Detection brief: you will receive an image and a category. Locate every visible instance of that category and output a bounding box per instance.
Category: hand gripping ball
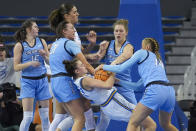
[94,69,110,81]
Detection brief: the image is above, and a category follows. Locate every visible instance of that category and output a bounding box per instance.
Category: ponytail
[144,38,162,62]
[48,8,64,32]
[48,3,74,32]
[14,28,27,42]
[14,19,35,42]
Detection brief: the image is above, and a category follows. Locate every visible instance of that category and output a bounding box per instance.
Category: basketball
[94,69,110,81]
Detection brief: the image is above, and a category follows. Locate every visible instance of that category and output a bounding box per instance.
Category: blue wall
[118,0,165,59]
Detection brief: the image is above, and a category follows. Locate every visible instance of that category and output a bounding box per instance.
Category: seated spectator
[0,41,21,86]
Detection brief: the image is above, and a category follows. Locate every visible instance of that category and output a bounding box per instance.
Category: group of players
[13,2,178,131]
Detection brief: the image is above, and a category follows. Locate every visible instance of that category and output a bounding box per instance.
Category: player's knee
[147,122,156,131]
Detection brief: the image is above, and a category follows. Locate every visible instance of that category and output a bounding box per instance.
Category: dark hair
[63,58,78,78]
[56,21,70,39]
[144,38,161,62]
[48,3,74,31]
[14,19,36,42]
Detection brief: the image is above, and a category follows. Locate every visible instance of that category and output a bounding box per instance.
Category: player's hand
[86,30,97,44]
[99,40,108,49]
[31,61,40,67]
[39,49,46,57]
[98,40,109,54]
[95,64,104,72]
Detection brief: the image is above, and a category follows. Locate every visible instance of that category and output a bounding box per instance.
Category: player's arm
[76,53,95,75]
[102,49,147,73]
[67,40,95,75]
[117,79,144,91]
[14,42,40,71]
[82,73,115,90]
[111,44,134,65]
[82,30,96,54]
[40,38,50,64]
[85,41,109,61]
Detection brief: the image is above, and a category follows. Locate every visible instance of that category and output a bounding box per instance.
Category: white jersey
[45,62,51,75]
[74,28,82,48]
[74,76,136,122]
[75,76,114,105]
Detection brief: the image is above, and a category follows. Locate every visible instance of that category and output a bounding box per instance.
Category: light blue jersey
[49,38,81,75]
[21,37,46,77]
[104,40,132,82]
[103,49,168,86]
[49,38,82,102]
[103,49,175,112]
[20,37,51,100]
[104,40,137,104]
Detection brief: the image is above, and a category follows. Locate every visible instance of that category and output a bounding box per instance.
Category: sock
[19,111,33,131]
[39,108,50,131]
[96,110,110,131]
[84,108,96,130]
[49,114,68,131]
[57,116,74,130]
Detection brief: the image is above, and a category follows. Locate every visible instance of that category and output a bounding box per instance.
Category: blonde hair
[113,19,129,32]
[143,38,161,62]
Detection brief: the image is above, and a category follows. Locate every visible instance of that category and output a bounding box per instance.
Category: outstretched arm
[82,73,115,90]
[102,49,147,73]
[117,79,144,91]
[76,53,95,75]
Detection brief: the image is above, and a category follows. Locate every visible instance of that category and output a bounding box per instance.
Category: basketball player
[13,19,52,131]
[49,21,96,131]
[48,3,102,131]
[96,38,178,131]
[85,19,138,130]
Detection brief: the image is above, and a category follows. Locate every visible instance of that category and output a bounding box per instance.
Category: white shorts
[101,92,136,122]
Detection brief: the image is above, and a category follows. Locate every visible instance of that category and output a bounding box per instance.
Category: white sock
[84,108,96,130]
[49,114,68,131]
[96,110,110,131]
[57,116,74,130]
[19,111,33,131]
[39,108,50,131]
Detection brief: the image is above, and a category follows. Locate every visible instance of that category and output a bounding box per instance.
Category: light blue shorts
[140,84,175,112]
[20,77,52,100]
[51,76,81,103]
